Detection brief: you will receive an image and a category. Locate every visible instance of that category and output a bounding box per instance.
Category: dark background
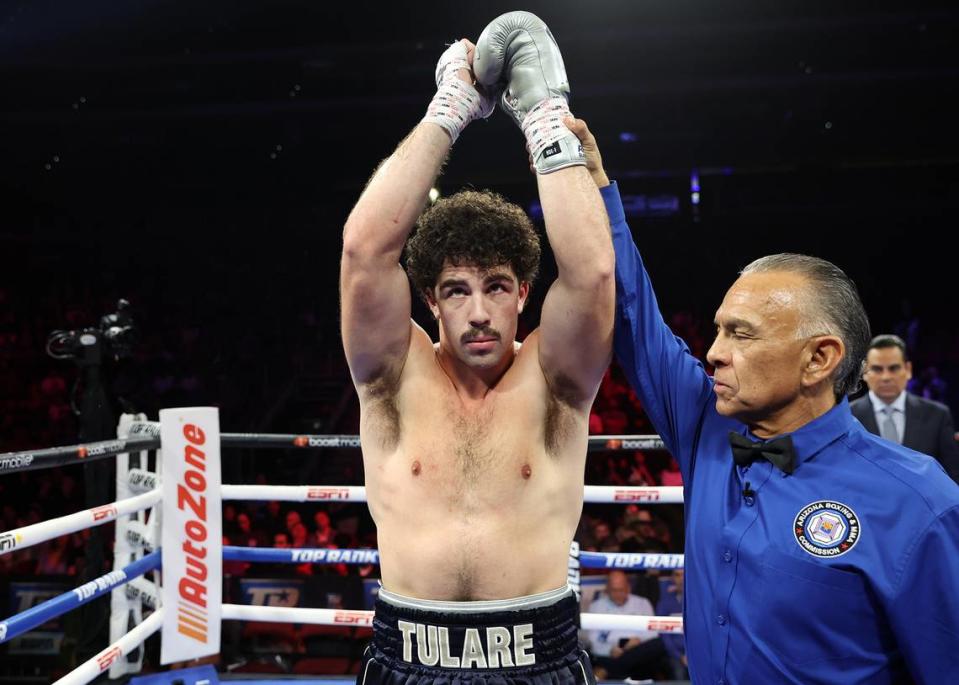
[4,3,958,427]
[2,0,958,470]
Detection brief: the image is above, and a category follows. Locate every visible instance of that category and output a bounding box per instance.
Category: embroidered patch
[793,500,861,558]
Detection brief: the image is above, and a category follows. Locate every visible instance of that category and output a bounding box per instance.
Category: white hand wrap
[521,98,584,173]
[422,41,494,144]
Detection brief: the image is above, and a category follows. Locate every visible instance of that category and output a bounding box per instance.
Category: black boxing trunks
[358,585,595,685]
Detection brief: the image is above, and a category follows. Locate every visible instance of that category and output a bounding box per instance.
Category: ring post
[159,407,222,664]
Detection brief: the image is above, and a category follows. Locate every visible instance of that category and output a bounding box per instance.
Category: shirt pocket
[754,547,880,664]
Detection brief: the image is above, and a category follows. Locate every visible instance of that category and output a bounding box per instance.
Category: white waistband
[377,584,573,614]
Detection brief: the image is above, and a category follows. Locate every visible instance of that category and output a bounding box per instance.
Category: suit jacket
[851,392,959,482]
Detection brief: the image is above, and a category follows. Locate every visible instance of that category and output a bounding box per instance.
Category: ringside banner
[160,407,222,664]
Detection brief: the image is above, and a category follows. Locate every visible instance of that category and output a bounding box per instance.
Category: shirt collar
[868,389,906,414]
[735,396,856,473]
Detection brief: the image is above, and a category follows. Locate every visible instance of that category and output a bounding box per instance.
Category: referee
[566,118,959,684]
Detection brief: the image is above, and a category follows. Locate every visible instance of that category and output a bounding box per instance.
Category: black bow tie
[728,432,797,475]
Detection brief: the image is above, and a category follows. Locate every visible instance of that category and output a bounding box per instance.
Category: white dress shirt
[869,390,907,443]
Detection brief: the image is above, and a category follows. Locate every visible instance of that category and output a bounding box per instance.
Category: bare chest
[401,393,540,486]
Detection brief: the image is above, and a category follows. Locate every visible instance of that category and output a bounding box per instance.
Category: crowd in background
[2,282,958,679]
[2,284,956,578]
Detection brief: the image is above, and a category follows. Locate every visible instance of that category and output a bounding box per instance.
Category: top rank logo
[794,500,861,558]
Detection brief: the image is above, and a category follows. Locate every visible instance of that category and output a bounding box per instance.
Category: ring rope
[52,608,163,685]
[222,546,684,571]
[0,430,666,476]
[219,604,682,635]
[0,550,161,644]
[0,489,161,557]
[2,410,678,682]
[218,484,683,504]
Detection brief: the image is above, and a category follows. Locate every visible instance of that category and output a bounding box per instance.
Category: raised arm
[341,40,491,387]
[474,12,614,407]
[536,163,614,406]
[567,117,715,481]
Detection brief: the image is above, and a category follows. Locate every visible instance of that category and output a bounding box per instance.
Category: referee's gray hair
[740,253,871,399]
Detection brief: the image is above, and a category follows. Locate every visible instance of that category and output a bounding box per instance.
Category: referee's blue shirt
[603,181,959,684]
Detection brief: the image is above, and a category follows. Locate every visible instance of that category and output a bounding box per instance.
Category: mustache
[461,326,501,345]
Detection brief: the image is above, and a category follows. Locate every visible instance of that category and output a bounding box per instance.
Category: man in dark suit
[851,334,959,482]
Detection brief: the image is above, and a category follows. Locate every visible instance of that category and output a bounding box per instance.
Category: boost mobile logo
[307,436,360,448]
[0,455,33,471]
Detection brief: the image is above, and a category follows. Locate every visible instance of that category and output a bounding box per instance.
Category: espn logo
[91,504,119,522]
[96,646,123,672]
[646,619,682,633]
[307,487,351,500]
[333,610,373,625]
[613,489,662,502]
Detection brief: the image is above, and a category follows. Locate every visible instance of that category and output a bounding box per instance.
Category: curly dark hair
[405,190,541,296]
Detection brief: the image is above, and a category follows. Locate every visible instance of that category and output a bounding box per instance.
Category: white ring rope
[219,484,683,504]
[2,413,681,683]
[220,604,682,634]
[0,489,161,557]
[53,608,163,685]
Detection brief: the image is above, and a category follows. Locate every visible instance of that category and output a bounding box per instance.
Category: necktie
[880,406,900,444]
[728,432,797,475]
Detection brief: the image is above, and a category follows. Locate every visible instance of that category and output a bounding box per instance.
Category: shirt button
[744,496,755,507]
[717,614,727,625]
[722,550,733,563]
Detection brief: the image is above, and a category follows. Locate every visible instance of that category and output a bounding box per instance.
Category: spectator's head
[599,536,620,553]
[314,511,331,530]
[593,520,611,541]
[666,569,685,599]
[285,510,302,532]
[292,522,308,547]
[862,334,912,403]
[273,532,290,548]
[605,571,632,607]
[237,512,252,534]
[266,500,281,518]
[223,503,236,524]
[636,508,654,535]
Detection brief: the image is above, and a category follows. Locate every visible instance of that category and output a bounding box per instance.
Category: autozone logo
[613,489,662,502]
[91,504,118,522]
[307,487,351,500]
[647,619,682,633]
[176,422,211,644]
[96,646,123,671]
[333,611,373,625]
[0,455,33,471]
